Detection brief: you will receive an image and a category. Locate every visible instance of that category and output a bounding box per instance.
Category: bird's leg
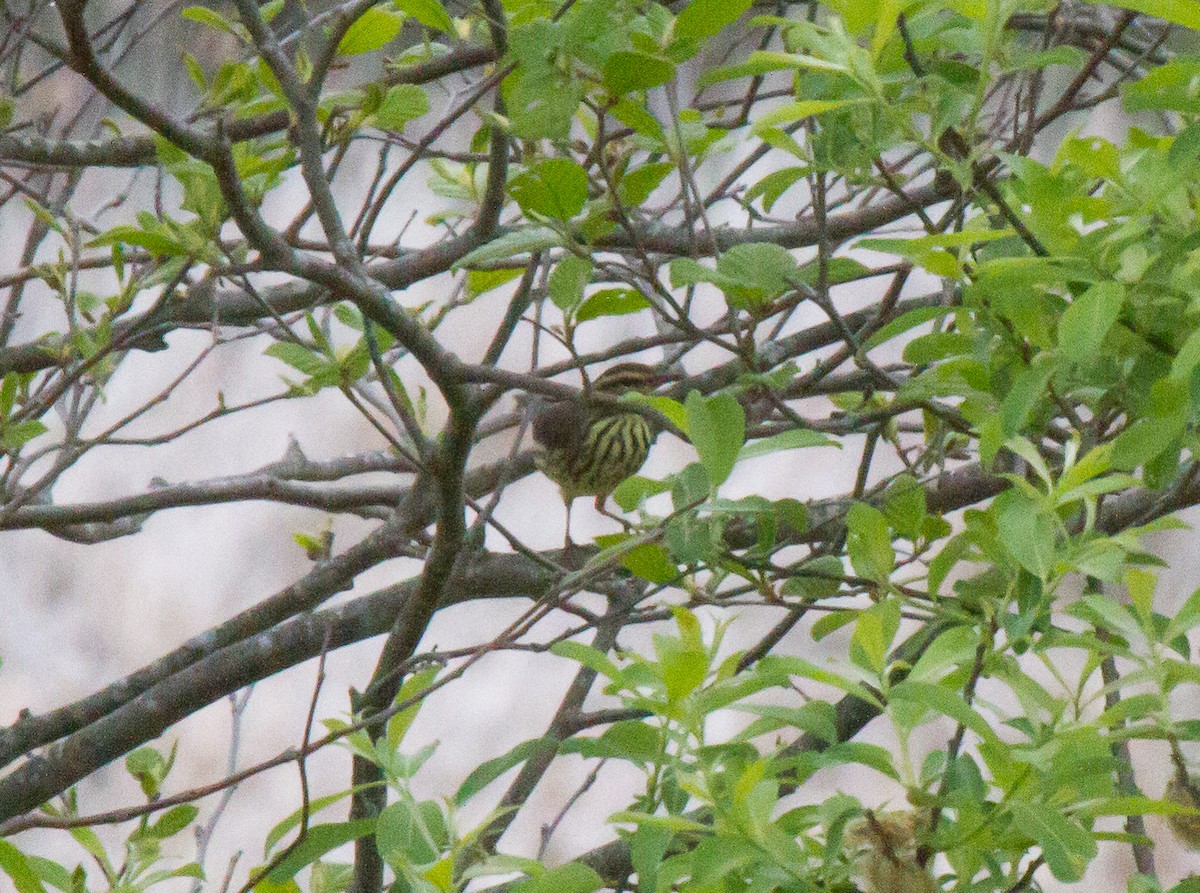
[594,494,632,530]
[563,494,576,552]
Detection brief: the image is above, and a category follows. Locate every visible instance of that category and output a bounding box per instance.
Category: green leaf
[125,746,171,798]
[908,626,978,683]
[576,288,651,322]
[883,473,926,540]
[181,51,205,90]
[565,720,662,763]
[1086,0,1200,31]
[655,616,709,702]
[745,166,808,212]
[1096,694,1162,729]
[374,84,429,130]
[1073,594,1142,643]
[1007,801,1095,882]
[251,875,300,893]
[182,6,245,38]
[513,863,603,893]
[1056,442,1113,495]
[851,598,899,673]
[609,99,665,142]
[775,497,808,536]
[1125,567,1156,626]
[764,655,883,707]
[688,837,758,886]
[668,257,714,288]
[509,159,589,220]
[860,230,1014,255]
[698,56,793,86]
[454,738,557,805]
[685,391,745,488]
[24,198,64,234]
[88,225,186,257]
[467,267,524,297]
[1058,282,1123,363]
[0,373,18,420]
[621,542,678,583]
[1005,45,1088,72]
[846,502,894,581]
[264,786,378,855]
[1,419,46,451]
[548,255,592,312]
[996,496,1056,579]
[628,826,672,893]
[739,428,837,460]
[793,257,873,290]
[266,821,376,882]
[782,555,845,601]
[393,0,455,33]
[453,227,562,268]
[67,826,110,868]
[340,343,370,384]
[504,51,583,139]
[603,52,676,95]
[1124,58,1200,113]
[1112,416,1186,471]
[1166,587,1200,643]
[1166,876,1200,893]
[737,700,839,744]
[0,840,49,893]
[715,242,798,310]
[376,799,446,866]
[22,857,69,893]
[752,99,862,131]
[550,640,624,682]
[619,162,674,206]
[675,0,752,38]
[817,741,900,780]
[337,6,404,55]
[1172,327,1200,381]
[889,680,1000,746]
[628,394,687,434]
[387,666,440,748]
[1080,794,1192,820]
[902,331,973,364]
[613,474,671,511]
[862,305,955,350]
[146,805,199,839]
[266,342,330,378]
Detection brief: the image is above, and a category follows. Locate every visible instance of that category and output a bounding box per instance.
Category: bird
[1166,770,1200,848]
[532,362,666,550]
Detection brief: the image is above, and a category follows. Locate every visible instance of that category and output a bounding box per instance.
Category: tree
[0,0,1198,891]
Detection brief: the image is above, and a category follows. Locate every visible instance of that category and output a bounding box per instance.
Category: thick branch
[0,551,555,825]
[0,46,498,169]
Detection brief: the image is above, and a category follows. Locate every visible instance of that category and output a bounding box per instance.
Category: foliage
[1,1,1200,892]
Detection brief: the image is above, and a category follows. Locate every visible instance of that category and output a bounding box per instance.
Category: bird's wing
[532,401,584,452]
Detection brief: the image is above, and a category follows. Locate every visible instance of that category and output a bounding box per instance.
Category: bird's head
[591,363,667,395]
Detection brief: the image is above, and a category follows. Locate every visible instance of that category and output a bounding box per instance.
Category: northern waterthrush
[532,362,665,549]
[1166,771,1200,848]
